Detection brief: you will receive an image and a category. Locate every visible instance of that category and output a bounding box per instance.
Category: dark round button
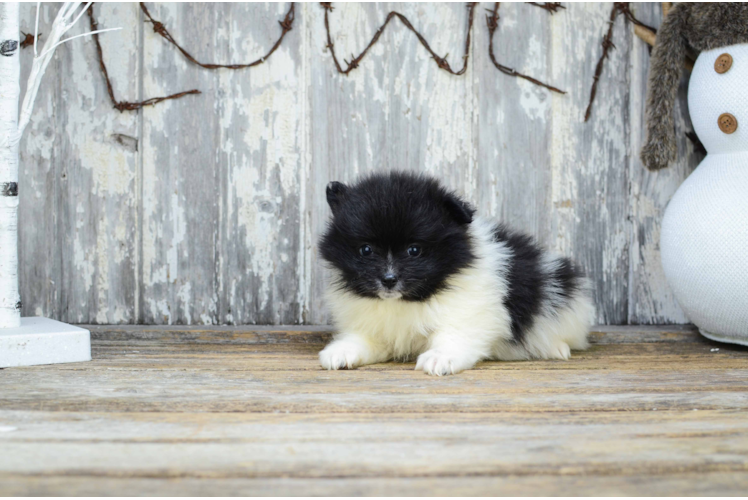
[718,113,738,134]
[715,53,733,74]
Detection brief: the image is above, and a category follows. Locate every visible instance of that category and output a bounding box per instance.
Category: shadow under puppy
[319,172,594,375]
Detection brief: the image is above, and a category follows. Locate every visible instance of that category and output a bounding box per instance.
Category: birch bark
[0,2,21,328]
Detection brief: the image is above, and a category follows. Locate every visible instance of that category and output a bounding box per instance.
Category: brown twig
[661,2,672,18]
[139,2,296,70]
[617,3,654,30]
[634,24,656,46]
[88,5,199,111]
[486,3,565,94]
[633,23,694,71]
[19,32,41,49]
[321,2,476,76]
[527,2,565,13]
[584,3,666,121]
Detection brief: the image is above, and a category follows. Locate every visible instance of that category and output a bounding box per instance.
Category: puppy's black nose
[381,274,398,289]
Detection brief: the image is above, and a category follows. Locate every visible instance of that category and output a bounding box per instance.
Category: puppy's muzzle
[381,273,398,289]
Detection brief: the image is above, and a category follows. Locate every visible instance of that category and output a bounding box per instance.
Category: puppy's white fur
[320,218,594,375]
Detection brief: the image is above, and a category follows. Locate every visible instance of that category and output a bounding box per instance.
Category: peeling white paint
[168,191,185,284]
[15,2,691,326]
[518,36,550,122]
[147,298,171,325]
[176,280,191,324]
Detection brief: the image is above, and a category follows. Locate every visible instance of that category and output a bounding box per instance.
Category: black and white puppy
[319,171,593,376]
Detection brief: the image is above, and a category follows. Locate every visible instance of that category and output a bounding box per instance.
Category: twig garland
[86,2,296,112]
[37,1,684,124]
[87,5,199,112]
[527,3,565,14]
[320,2,476,76]
[139,2,296,70]
[321,1,564,94]
[38,2,572,113]
[486,3,565,94]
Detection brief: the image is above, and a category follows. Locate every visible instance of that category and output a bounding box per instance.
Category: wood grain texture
[1,325,748,495]
[60,3,141,325]
[18,4,62,321]
[306,2,398,324]
[3,412,748,476]
[140,3,222,325]
[3,474,748,497]
[16,3,699,325]
[627,3,697,324]
[214,3,305,325]
[18,3,142,324]
[548,3,631,324]
[475,2,553,244]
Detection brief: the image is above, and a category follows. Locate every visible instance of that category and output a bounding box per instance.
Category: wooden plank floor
[2,325,748,496]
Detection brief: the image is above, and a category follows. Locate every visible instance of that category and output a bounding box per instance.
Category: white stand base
[0,317,91,368]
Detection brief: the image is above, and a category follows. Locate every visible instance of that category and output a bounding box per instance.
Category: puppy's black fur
[320,171,475,301]
[493,225,582,342]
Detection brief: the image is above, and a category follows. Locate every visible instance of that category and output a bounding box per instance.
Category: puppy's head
[319,171,475,301]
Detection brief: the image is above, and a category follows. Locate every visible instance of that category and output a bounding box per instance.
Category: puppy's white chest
[366,299,434,338]
[329,292,436,356]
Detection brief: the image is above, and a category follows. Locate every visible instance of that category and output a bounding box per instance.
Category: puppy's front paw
[550,341,571,360]
[319,341,364,370]
[416,349,475,376]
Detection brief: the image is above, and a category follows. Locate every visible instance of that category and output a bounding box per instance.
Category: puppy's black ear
[444,193,475,225]
[326,181,348,215]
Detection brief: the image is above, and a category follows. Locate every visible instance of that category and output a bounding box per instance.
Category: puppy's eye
[407,245,422,257]
[359,244,373,256]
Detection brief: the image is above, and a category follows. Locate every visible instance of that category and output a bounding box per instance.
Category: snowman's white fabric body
[661,43,748,345]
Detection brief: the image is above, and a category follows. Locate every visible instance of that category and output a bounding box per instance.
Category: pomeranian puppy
[318,171,594,376]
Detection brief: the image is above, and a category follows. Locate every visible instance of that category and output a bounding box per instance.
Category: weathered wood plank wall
[16,3,699,325]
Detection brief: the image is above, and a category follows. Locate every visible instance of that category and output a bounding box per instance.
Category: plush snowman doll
[641,3,748,345]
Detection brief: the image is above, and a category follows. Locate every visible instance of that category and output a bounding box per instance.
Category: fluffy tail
[640,3,689,171]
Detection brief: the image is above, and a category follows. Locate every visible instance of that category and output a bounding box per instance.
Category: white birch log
[0,2,21,328]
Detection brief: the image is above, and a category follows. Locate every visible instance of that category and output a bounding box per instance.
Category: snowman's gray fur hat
[641,3,748,171]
